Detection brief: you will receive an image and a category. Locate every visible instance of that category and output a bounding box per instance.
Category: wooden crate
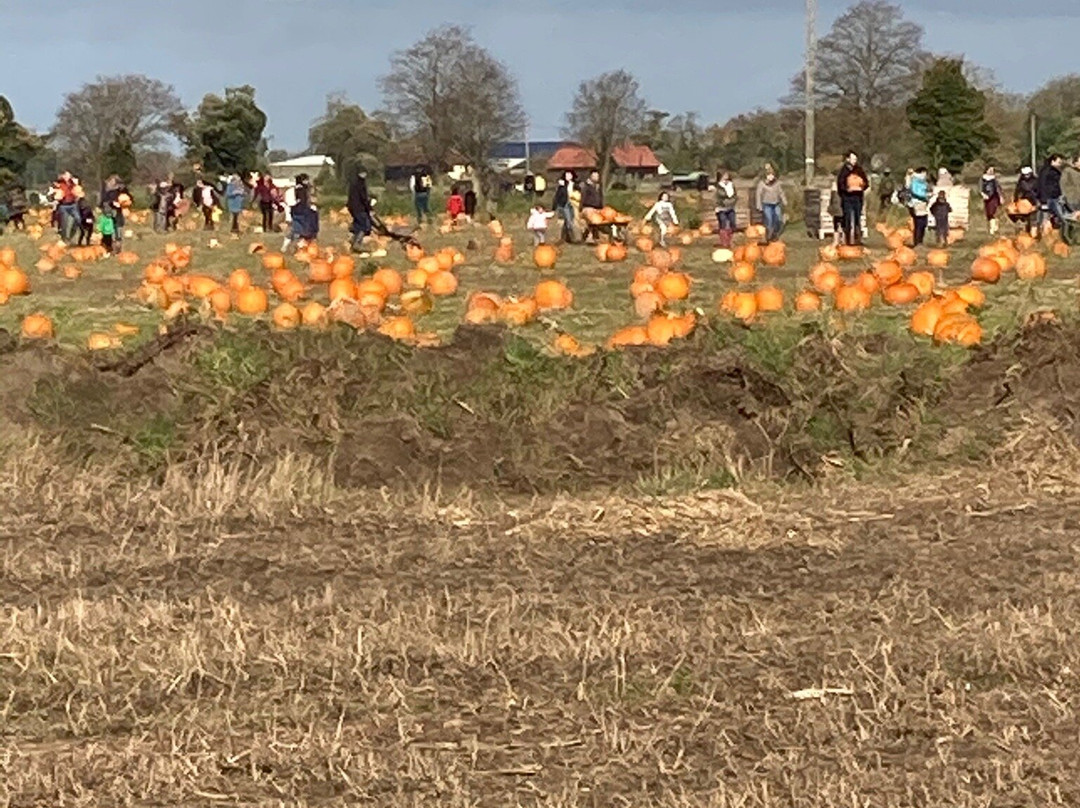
[934,185,970,229]
[804,188,867,240]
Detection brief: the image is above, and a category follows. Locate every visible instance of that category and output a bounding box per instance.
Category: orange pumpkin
[1,267,30,296]
[907,271,935,298]
[761,241,786,266]
[910,299,943,337]
[328,277,357,302]
[372,268,403,296]
[855,271,880,296]
[810,263,842,294]
[331,255,355,278]
[533,244,558,269]
[882,282,920,306]
[405,267,429,289]
[835,285,872,312]
[534,280,573,310]
[379,316,416,341]
[1015,252,1046,280]
[301,301,327,327]
[927,249,950,268]
[795,290,822,312]
[262,252,286,271]
[0,246,15,268]
[272,302,301,330]
[608,325,650,349]
[648,248,673,271]
[837,244,865,260]
[499,297,539,326]
[953,284,986,309]
[209,288,232,317]
[308,259,334,284]
[235,286,269,314]
[873,259,903,287]
[656,272,691,301]
[646,314,679,346]
[755,285,784,312]
[427,271,459,297]
[730,261,756,284]
[229,269,253,292]
[970,257,1001,284]
[635,237,654,253]
[634,291,665,318]
[20,313,54,339]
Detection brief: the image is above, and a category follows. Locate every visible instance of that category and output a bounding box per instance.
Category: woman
[908,167,931,246]
[347,167,372,250]
[714,171,737,248]
[193,179,219,231]
[100,175,131,253]
[225,174,247,236]
[979,166,1003,235]
[283,174,318,252]
[755,169,787,243]
[552,171,576,243]
[252,173,276,232]
[1014,166,1040,236]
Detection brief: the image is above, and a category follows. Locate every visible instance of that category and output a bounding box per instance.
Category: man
[580,170,604,242]
[878,169,895,213]
[836,151,869,246]
[552,171,576,244]
[347,166,373,251]
[409,165,433,226]
[54,171,80,243]
[1037,153,1065,236]
[1061,154,1080,213]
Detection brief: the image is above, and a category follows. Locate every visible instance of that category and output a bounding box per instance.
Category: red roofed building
[546,143,662,180]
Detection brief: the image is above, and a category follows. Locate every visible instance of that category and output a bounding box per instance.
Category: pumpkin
[554,333,596,358]
[427,271,459,296]
[648,249,673,271]
[810,263,842,294]
[113,322,140,337]
[629,280,655,298]
[970,257,1002,284]
[907,271,935,298]
[926,249,949,268]
[910,299,943,337]
[636,237,655,253]
[656,272,691,301]
[891,246,917,267]
[634,291,665,318]
[634,265,663,286]
[1053,241,1070,258]
[405,243,425,263]
[646,313,679,346]
[435,249,455,272]
[882,282,919,306]
[711,248,734,264]
[607,243,628,262]
[416,256,441,276]
[535,280,573,310]
[160,276,185,301]
[744,224,766,243]
[116,251,140,266]
[379,316,416,341]
[308,259,334,284]
[229,269,253,292]
[272,302,301,330]
[400,289,433,316]
[1015,252,1046,280]
[533,244,558,269]
[761,242,786,266]
[0,246,15,267]
[20,313,54,339]
[499,297,539,326]
[755,285,784,312]
[406,267,429,289]
[855,271,880,296]
[372,268,403,296]
[186,275,220,299]
[934,313,981,346]
[608,325,650,348]
[730,261,756,284]
[795,290,822,312]
[818,244,839,262]
[235,286,269,315]
[209,288,231,317]
[953,284,985,308]
[277,279,306,303]
[837,244,865,260]
[1015,232,1036,250]
[1,267,30,295]
[835,285,872,312]
[87,333,119,351]
[741,243,762,264]
[328,277,357,301]
[62,265,82,280]
[35,258,55,273]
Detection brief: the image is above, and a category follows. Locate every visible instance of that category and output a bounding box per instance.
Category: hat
[1021,166,1033,175]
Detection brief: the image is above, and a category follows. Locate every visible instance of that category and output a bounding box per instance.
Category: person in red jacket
[446,185,465,223]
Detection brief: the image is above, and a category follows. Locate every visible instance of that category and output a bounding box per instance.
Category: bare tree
[564,70,648,186]
[51,75,183,187]
[786,1,928,156]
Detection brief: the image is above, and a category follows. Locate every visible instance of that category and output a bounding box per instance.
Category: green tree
[101,129,137,181]
[309,94,391,180]
[907,58,996,173]
[1027,74,1080,159]
[178,85,267,175]
[564,70,648,186]
[0,95,43,188]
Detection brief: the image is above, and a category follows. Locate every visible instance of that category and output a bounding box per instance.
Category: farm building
[546,143,665,181]
[489,141,563,173]
[383,145,468,184]
[268,155,335,181]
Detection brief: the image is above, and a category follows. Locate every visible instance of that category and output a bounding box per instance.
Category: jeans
[558,204,575,242]
[761,203,782,242]
[260,201,275,232]
[716,209,736,246]
[58,203,78,242]
[414,192,431,223]
[912,214,928,246]
[1040,197,1067,233]
[840,195,863,244]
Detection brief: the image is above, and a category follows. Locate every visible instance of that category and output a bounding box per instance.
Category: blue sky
[1,0,1078,152]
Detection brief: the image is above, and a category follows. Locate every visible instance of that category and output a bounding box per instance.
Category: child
[77,196,96,246]
[97,209,116,254]
[643,191,679,247]
[446,185,465,223]
[527,204,555,245]
[930,190,951,246]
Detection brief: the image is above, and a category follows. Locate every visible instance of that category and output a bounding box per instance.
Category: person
[463,183,477,222]
[878,169,896,212]
[828,189,844,247]
[979,166,1003,235]
[347,167,373,251]
[1037,154,1066,236]
[152,181,171,232]
[167,177,185,230]
[1062,154,1080,214]
[755,169,787,243]
[930,191,952,247]
[5,185,28,230]
[552,171,576,243]
[225,174,247,236]
[714,171,737,248]
[836,151,869,245]
[534,173,547,198]
[97,206,116,254]
[409,165,433,225]
[909,167,931,246]
[54,171,80,243]
[283,174,318,252]
[193,179,219,231]
[935,167,954,190]
[527,203,555,245]
[643,191,679,247]
[252,173,276,233]
[100,175,130,253]
[446,184,465,223]
[580,170,604,242]
[1014,166,1040,236]
[76,192,95,246]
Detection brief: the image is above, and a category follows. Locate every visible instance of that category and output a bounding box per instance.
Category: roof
[385,144,468,169]
[269,155,335,169]
[490,141,564,160]
[546,143,662,171]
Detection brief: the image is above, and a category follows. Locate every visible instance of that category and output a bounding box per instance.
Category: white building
[268,155,335,182]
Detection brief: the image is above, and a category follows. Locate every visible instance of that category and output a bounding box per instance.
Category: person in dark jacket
[1037,154,1065,236]
[100,175,130,252]
[979,166,1003,235]
[1013,166,1040,236]
[878,169,896,212]
[409,165,433,225]
[347,167,373,250]
[252,173,277,233]
[836,150,869,245]
[193,179,220,231]
[579,170,606,243]
[552,171,576,243]
[462,183,477,222]
[76,193,95,246]
[714,171,737,248]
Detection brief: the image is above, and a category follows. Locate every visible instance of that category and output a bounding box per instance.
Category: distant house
[489,141,563,173]
[545,143,663,180]
[268,154,335,181]
[384,145,468,184]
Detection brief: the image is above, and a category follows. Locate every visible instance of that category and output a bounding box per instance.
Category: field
[2,197,1080,805]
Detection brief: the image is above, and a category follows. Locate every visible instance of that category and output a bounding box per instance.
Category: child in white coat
[643,192,679,247]
[527,204,555,245]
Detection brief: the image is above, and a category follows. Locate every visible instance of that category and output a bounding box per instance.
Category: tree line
[2,1,1079,196]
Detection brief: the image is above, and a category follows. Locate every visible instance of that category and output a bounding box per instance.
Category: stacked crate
[804,188,867,240]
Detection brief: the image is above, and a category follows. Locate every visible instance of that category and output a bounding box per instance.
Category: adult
[979,166,1004,235]
[908,167,931,247]
[409,164,433,225]
[552,171,576,244]
[878,169,896,213]
[252,173,277,233]
[167,176,185,230]
[1062,154,1080,214]
[1014,166,1040,236]
[935,167,955,190]
[755,168,787,244]
[836,150,869,246]
[225,174,247,236]
[283,174,318,252]
[1037,154,1066,236]
[152,181,171,232]
[100,175,131,252]
[462,183,477,223]
[580,170,605,242]
[54,171,80,243]
[6,184,28,230]
[347,166,373,251]
[714,171,737,248]
[193,179,219,231]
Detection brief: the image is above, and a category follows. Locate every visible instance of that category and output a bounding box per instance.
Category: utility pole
[1030,113,1037,169]
[804,0,817,187]
[524,118,531,176]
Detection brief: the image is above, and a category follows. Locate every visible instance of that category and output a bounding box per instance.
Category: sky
[1,0,1079,153]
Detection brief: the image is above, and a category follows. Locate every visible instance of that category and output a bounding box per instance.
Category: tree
[380,26,524,196]
[564,70,648,186]
[51,75,182,186]
[1027,74,1080,159]
[101,129,137,181]
[178,85,267,176]
[786,1,928,156]
[0,96,42,188]
[907,58,996,173]
[309,94,391,180]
